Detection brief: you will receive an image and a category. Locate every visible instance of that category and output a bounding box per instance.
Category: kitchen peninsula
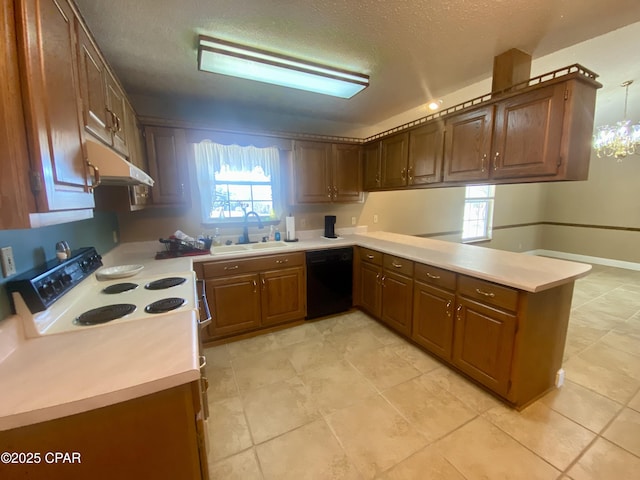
[0,231,589,476]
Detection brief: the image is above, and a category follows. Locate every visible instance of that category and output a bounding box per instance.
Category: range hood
[86,140,155,187]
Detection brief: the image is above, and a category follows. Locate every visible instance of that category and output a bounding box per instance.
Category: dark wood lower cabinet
[452,297,517,396]
[381,270,413,337]
[412,281,455,361]
[0,383,208,479]
[195,252,306,343]
[358,261,382,318]
[355,246,575,409]
[204,273,261,338]
[260,267,306,327]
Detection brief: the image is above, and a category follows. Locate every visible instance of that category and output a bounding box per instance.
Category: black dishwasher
[305,247,353,319]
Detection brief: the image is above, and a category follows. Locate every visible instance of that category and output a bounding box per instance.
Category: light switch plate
[1,246,17,277]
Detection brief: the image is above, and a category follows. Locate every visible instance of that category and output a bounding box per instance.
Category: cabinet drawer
[414,263,456,291]
[202,252,304,278]
[383,254,414,277]
[359,247,382,265]
[458,276,518,311]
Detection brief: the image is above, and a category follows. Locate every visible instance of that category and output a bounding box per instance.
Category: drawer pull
[224,265,239,270]
[426,272,441,280]
[391,262,403,268]
[275,259,289,264]
[475,288,496,298]
[366,254,375,260]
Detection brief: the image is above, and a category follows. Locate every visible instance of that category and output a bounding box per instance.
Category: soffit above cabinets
[73,0,640,134]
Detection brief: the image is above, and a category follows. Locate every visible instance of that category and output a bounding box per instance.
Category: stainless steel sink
[211,241,291,255]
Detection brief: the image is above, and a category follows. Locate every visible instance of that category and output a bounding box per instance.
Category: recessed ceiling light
[427,100,443,111]
[197,35,369,99]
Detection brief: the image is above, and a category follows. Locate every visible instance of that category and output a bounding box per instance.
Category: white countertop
[191,230,591,293]
[0,311,199,431]
[0,246,200,432]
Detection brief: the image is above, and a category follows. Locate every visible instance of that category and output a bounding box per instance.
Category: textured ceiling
[73,0,640,134]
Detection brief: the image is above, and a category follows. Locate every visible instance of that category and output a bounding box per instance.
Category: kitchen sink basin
[249,241,291,250]
[211,241,291,255]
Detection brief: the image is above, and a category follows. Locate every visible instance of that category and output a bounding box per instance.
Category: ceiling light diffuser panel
[197,36,369,99]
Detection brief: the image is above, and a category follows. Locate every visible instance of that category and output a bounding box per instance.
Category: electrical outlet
[113,230,119,243]
[1,246,17,277]
[373,214,379,224]
[351,216,356,226]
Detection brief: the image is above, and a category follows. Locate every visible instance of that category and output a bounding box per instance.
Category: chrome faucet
[240,211,263,244]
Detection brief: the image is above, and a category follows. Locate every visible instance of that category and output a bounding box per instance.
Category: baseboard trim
[524,249,640,271]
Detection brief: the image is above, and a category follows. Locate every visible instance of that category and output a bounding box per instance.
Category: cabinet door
[380,132,409,188]
[332,143,363,202]
[362,141,381,190]
[359,262,382,318]
[412,281,455,360]
[381,270,413,336]
[0,0,33,229]
[408,122,444,185]
[452,297,516,396]
[76,22,111,146]
[491,83,566,179]
[146,126,190,206]
[292,140,332,203]
[17,0,94,211]
[260,266,306,326]
[105,72,129,156]
[443,106,493,182]
[205,273,261,337]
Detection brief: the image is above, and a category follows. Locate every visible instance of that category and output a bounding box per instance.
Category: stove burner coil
[102,282,138,294]
[74,304,137,325]
[144,277,187,290]
[144,297,186,314]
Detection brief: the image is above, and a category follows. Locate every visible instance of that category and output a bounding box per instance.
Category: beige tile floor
[204,264,640,479]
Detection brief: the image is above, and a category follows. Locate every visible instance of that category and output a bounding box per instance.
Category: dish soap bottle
[212,228,222,247]
[274,228,281,241]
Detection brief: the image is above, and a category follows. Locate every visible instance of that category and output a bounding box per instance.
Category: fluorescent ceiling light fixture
[197,35,369,99]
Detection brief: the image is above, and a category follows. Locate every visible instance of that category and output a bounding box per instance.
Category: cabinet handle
[381,275,386,287]
[400,168,406,181]
[475,288,496,298]
[333,186,338,198]
[86,160,101,192]
[115,114,122,132]
[252,279,257,293]
[446,300,452,317]
[199,355,207,369]
[366,254,375,260]
[197,279,212,328]
[275,258,289,264]
[456,304,463,320]
[223,265,239,270]
[201,375,209,392]
[261,278,266,289]
[375,173,380,186]
[327,185,332,199]
[179,183,185,196]
[391,261,403,268]
[407,166,413,182]
[426,272,441,280]
[375,273,381,285]
[481,153,487,173]
[493,152,500,171]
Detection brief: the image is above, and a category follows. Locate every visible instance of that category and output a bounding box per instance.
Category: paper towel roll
[285,216,296,241]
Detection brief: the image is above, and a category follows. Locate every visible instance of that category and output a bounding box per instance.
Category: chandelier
[593,80,640,161]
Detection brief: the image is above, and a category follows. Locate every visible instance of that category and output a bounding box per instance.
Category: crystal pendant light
[593,80,640,161]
